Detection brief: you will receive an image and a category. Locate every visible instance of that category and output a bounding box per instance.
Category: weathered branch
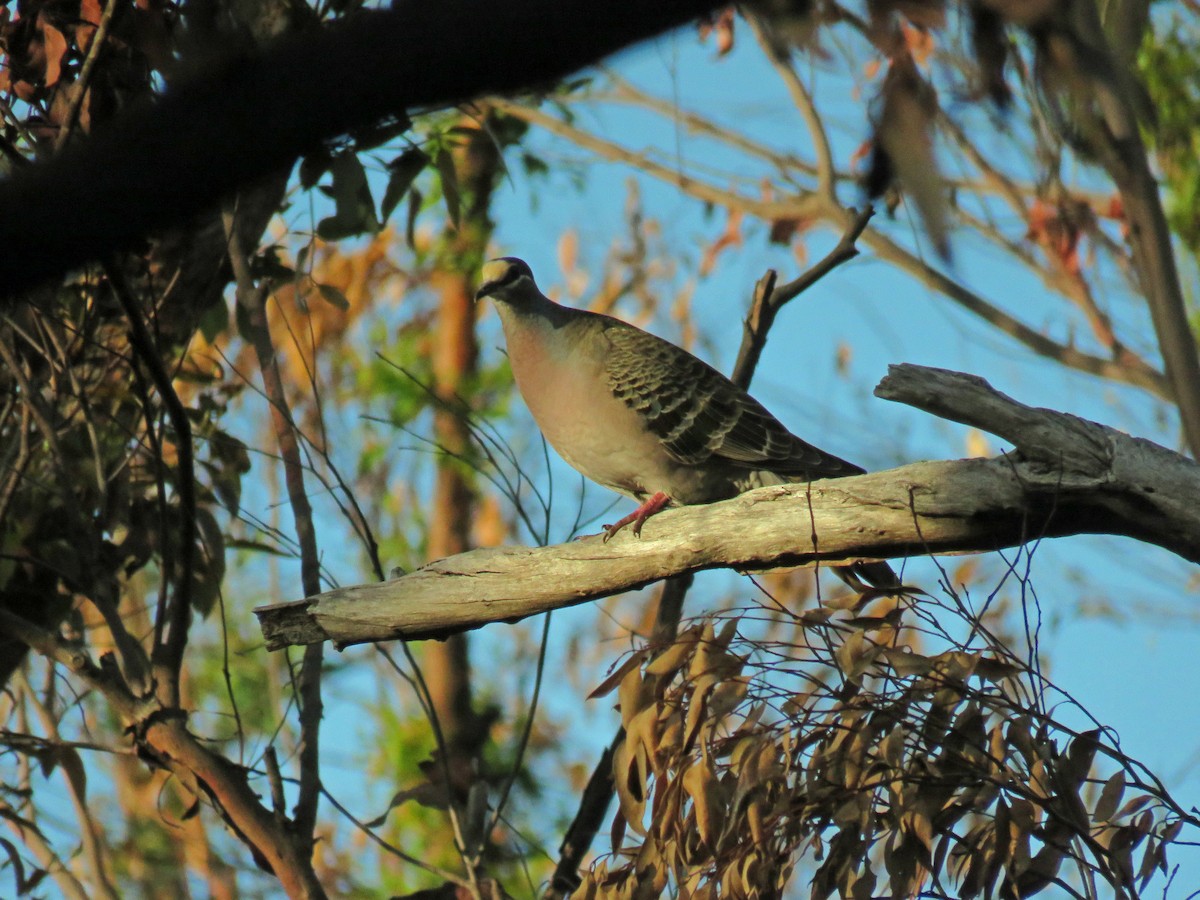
[255,365,1200,649]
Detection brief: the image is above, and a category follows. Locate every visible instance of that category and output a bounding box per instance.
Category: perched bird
[475,256,898,590]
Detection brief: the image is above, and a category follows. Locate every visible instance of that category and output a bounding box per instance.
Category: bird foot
[602,492,670,541]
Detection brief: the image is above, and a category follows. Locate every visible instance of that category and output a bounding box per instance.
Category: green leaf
[351,113,412,152]
[197,294,230,344]
[434,147,461,229]
[225,538,292,557]
[250,245,296,282]
[191,507,226,618]
[298,147,333,189]
[381,146,430,223]
[316,282,350,311]
[316,152,380,241]
[521,151,549,178]
[405,186,423,250]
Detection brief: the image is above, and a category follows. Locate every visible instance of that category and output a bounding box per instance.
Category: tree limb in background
[224,211,326,859]
[1029,0,1200,459]
[106,263,197,709]
[0,0,723,295]
[497,100,1173,401]
[256,364,1200,649]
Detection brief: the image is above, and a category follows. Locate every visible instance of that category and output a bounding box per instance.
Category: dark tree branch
[255,364,1200,649]
[0,0,722,295]
[53,0,119,151]
[106,263,196,709]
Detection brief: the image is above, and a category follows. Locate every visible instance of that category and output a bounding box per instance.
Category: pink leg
[603,491,670,541]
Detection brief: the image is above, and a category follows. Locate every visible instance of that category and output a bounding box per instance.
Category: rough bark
[255,364,1200,649]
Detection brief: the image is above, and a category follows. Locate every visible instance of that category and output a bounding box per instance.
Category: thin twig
[0,607,137,716]
[745,11,834,199]
[222,207,326,853]
[264,745,287,819]
[481,610,552,860]
[0,334,71,494]
[320,785,470,886]
[54,0,119,152]
[18,672,119,900]
[602,74,819,182]
[491,99,822,223]
[0,799,90,900]
[732,206,874,384]
[106,261,197,707]
[857,225,1171,399]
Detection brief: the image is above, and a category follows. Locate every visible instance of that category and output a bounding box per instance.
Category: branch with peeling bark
[255,363,1200,649]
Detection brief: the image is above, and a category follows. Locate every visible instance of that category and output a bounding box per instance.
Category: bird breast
[499,315,663,501]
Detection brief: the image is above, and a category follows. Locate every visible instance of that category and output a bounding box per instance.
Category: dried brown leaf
[628,705,661,767]
[618,665,652,731]
[875,54,949,258]
[78,0,102,53]
[682,759,723,846]
[612,738,648,836]
[974,655,1022,682]
[1114,793,1154,821]
[558,229,579,276]
[41,21,68,87]
[683,674,717,752]
[590,649,651,700]
[645,626,701,679]
[882,646,934,677]
[1093,769,1125,823]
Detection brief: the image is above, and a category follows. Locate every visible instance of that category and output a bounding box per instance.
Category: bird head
[475,257,536,305]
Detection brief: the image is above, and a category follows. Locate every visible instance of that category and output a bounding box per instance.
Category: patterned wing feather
[603,323,863,479]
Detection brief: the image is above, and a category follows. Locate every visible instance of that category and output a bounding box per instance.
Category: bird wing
[602,322,863,479]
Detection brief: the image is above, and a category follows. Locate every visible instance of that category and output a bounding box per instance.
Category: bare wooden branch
[745,12,834,198]
[53,0,119,151]
[857,226,1172,399]
[732,207,873,386]
[255,365,1200,649]
[492,99,822,223]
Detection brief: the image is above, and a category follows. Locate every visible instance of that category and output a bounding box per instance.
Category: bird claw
[601,492,669,542]
[600,518,641,542]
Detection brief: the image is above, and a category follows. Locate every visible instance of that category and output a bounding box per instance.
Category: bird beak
[473,281,494,303]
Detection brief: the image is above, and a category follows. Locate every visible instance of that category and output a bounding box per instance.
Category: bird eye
[494,259,529,287]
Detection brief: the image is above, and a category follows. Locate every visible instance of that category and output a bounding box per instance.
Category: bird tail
[836,560,904,593]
